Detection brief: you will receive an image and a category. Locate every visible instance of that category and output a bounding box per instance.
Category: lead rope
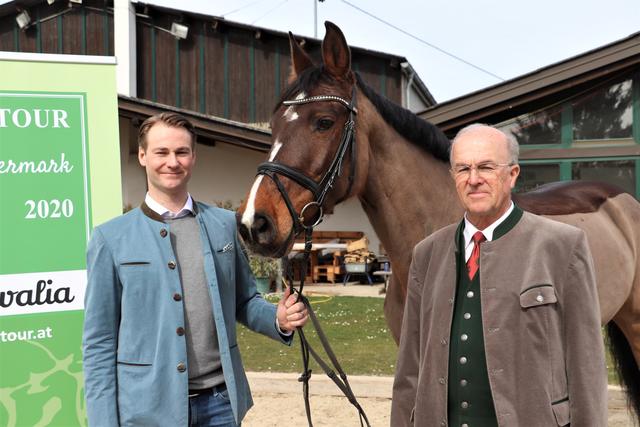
[287,227,371,427]
[261,87,369,426]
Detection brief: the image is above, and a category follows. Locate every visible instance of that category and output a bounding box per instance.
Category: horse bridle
[255,87,370,427]
[257,87,358,238]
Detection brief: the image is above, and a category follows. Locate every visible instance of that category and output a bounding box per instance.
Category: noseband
[257,87,358,236]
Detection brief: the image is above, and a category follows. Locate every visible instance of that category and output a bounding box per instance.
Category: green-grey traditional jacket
[391,210,607,427]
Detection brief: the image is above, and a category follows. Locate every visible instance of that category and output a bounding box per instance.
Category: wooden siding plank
[204,29,225,118]
[254,36,279,123]
[39,13,59,54]
[179,31,198,112]
[0,16,14,51]
[85,9,107,56]
[62,9,82,54]
[227,28,250,122]
[136,23,154,101]
[154,27,177,106]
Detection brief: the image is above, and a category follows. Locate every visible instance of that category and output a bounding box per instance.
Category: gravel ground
[243,372,635,426]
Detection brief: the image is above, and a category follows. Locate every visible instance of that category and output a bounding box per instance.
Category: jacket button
[461,401,469,409]
[177,362,186,372]
[438,377,446,385]
[176,327,185,336]
[173,293,182,301]
[168,261,177,269]
[160,228,168,238]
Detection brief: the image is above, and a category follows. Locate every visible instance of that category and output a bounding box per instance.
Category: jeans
[189,386,238,427]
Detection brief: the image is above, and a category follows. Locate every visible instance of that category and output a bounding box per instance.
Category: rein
[256,88,371,427]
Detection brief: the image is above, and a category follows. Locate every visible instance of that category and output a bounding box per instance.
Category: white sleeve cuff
[275,317,293,336]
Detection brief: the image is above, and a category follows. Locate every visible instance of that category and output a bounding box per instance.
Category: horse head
[237,22,369,257]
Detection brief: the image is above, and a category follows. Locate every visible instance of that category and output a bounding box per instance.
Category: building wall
[135,17,405,124]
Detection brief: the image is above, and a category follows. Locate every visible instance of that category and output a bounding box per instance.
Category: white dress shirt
[145,193,194,218]
[463,202,514,262]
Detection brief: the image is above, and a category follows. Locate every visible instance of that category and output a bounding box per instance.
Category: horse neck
[356,96,464,269]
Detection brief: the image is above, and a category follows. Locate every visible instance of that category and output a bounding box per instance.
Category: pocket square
[219,242,233,253]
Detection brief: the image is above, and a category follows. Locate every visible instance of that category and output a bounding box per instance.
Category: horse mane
[355,73,451,162]
[276,66,451,162]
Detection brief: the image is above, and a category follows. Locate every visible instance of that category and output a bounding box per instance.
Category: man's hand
[276,287,309,332]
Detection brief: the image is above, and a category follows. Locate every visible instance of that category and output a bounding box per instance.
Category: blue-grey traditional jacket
[83,202,291,426]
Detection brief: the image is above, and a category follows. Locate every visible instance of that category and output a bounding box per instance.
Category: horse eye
[316,118,335,131]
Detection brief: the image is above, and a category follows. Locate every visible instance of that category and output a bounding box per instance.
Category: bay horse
[236,22,640,419]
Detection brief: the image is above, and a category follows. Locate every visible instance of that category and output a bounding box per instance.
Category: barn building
[1,0,437,254]
[2,0,638,256]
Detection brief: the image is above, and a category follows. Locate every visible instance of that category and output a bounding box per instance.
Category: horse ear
[289,32,314,82]
[322,21,351,79]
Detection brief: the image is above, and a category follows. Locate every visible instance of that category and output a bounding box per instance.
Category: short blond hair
[138,112,196,150]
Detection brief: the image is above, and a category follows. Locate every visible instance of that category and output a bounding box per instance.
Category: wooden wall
[0,1,113,56]
[0,2,403,124]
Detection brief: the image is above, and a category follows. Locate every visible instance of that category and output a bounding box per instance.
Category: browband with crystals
[283,95,358,114]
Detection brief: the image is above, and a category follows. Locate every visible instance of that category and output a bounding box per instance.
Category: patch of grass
[238,295,620,384]
[237,295,397,376]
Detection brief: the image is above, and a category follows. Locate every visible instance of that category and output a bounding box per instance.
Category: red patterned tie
[467,231,486,280]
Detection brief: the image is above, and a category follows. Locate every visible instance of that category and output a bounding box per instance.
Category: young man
[391,124,607,426]
[83,113,308,426]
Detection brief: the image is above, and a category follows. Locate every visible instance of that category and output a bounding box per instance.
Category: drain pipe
[400,61,414,110]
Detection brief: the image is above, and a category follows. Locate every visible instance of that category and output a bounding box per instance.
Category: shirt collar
[144,193,195,219]
[463,201,514,248]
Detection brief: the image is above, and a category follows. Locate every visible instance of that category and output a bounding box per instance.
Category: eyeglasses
[451,162,514,179]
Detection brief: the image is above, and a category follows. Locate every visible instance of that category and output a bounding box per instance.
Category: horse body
[356,93,463,340]
[237,22,640,419]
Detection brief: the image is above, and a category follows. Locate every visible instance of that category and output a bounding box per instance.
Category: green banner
[0,93,90,274]
[0,53,121,427]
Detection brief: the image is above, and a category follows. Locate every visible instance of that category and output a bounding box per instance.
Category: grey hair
[450,123,520,166]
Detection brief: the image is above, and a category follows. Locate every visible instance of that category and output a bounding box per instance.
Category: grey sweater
[167,215,224,390]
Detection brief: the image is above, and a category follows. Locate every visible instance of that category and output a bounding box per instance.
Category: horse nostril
[238,222,251,243]
[256,218,269,234]
[252,213,275,245]
[236,212,251,243]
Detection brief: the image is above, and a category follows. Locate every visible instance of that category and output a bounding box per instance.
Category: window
[573,78,633,141]
[515,163,560,193]
[496,105,562,146]
[572,160,635,194]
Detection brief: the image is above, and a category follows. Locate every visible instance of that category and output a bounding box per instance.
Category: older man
[391,124,607,426]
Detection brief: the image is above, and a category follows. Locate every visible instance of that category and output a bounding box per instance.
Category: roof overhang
[118,95,272,152]
[420,32,640,132]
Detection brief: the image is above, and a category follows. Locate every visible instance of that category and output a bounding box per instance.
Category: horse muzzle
[236,211,292,258]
